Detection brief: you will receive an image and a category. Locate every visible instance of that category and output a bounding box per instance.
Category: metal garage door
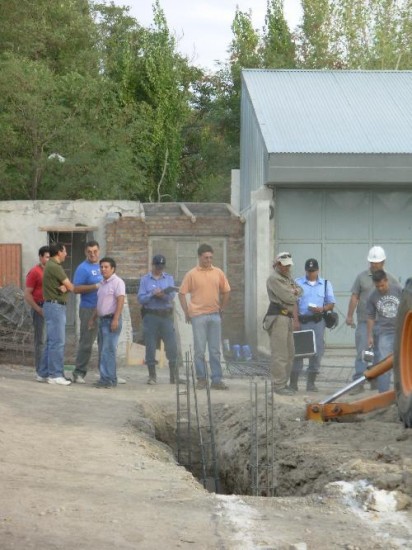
[276,189,412,346]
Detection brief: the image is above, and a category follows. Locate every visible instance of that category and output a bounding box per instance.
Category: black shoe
[94,382,114,389]
[196,379,207,390]
[306,384,319,392]
[287,384,298,392]
[210,381,229,390]
[274,387,295,396]
[170,378,187,385]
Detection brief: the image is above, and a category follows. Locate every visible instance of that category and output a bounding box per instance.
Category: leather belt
[100,314,114,319]
[44,299,66,306]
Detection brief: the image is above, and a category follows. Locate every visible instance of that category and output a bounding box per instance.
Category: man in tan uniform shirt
[264,252,302,395]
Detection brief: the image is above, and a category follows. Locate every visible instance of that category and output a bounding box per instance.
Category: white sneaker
[117,377,126,384]
[73,375,86,384]
[48,377,71,386]
[35,375,48,383]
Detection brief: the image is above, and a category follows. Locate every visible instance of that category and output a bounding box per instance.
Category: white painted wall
[243,187,273,355]
[0,200,142,361]
[0,200,142,275]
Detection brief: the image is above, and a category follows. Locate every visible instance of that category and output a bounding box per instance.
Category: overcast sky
[111,0,302,70]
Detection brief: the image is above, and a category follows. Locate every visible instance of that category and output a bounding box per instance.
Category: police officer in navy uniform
[137,255,179,385]
[289,258,336,392]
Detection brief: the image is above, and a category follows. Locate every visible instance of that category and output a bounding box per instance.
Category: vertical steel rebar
[265,379,269,497]
[249,380,259,496]
[270,381,275,496]
[189,349,208,488]
[176,355,183,464]
[185,354,192,467]
[204,361,220,493]
[254,381,259,496]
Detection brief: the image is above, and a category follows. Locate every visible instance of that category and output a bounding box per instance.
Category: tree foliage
[0,0,411,204]
[297,0,412,69]
[263,0,296,68]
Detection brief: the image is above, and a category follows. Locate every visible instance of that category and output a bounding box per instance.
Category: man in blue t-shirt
[72,240,103,383]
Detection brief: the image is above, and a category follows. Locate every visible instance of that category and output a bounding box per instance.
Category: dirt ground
[1,355,412,550]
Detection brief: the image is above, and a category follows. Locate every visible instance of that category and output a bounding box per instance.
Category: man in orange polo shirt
[179,243,230,390]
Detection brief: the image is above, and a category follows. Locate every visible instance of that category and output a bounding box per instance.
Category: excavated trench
[135,387,412,503]
[138,398,386,498]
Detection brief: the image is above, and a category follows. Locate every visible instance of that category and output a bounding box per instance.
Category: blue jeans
[292,319,325,375]
[191,313,223,383]
[32,308,48,378]
[353,321,380,380]
[376,331,394,393]
[98,316,122,385]
[143,313,177,378]
[43,302,66,378]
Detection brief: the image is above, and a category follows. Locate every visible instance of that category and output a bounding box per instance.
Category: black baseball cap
[305,258,319,271]
[152,254,166,266]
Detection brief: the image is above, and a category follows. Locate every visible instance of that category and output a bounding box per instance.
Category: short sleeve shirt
[179,265,230,317]
[295,276,335,316]
[73,260,102,308]
[366,283,402,332]
[96,274,126,317]
[351,269,399,322]
[43,258,69,302]
[25,264,44,303]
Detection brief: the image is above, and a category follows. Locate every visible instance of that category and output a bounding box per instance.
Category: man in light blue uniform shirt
[138,254,178,385]
[72,240,103,383]
[290,258,336,392]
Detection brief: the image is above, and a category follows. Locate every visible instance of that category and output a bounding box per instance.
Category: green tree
[0,53,139,200]
[0,0,99,75]
[297,0,412,69]
[262,0,296,68]
[130,1,193,201]
[297,0,338,68]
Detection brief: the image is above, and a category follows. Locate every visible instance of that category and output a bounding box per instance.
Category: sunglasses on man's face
[278,253,291,259]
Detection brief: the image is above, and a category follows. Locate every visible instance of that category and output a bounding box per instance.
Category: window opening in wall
[149,238,227,283]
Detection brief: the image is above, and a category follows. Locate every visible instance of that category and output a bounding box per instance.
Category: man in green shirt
[43,242,75,385]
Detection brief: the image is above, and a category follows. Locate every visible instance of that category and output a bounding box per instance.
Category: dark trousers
[143,313,178,378]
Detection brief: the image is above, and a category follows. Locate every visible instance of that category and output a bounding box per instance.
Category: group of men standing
[264,245,401,396]
[26,237,400,395]
[26,241,231,391]
[25,241,125,388]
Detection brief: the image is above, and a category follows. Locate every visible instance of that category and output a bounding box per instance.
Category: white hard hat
[367,246,386,263]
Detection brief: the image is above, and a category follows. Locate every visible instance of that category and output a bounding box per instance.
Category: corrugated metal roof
[242,70,412,154]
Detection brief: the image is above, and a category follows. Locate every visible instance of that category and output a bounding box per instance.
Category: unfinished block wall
[105,209,245,345]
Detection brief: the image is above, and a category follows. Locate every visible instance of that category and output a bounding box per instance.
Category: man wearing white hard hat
[263,252,302,395]
[346,246,399,392]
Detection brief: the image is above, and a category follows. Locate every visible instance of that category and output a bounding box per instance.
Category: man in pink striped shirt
[89,257,125,388]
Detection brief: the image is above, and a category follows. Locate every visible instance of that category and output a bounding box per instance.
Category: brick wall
[105,206,245,344]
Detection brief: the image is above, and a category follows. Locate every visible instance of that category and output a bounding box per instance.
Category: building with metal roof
[239,70,412,353]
